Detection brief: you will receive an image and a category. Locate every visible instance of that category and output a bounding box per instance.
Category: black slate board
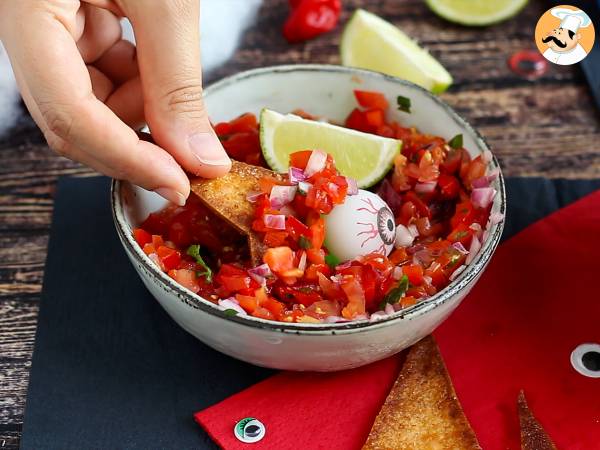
[20,176,600,450]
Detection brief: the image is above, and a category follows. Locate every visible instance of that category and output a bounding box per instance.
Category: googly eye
[377,207,396,245]
[570,343,600,378]
[234,417,266,443]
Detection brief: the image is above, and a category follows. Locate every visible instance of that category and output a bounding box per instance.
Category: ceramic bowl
[112,64,505,372]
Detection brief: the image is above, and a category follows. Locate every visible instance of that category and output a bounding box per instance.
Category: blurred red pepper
[283,0,342,43]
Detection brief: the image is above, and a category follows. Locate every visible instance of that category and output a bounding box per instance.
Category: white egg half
[324,189,396,262]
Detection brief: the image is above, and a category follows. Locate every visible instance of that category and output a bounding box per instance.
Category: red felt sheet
[195,190,600,449]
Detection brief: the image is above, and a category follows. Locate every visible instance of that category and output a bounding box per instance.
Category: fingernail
[188,132,230,166]
[154,187,186,206]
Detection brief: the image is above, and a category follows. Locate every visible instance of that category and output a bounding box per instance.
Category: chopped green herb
[397,95,411,113]
[325,253,340,269]
[448,134,463,149]
[224,309,238,317]
[381,275,409,308]
[187,244,213,283]
[298,235,312,249]
[454,230,469,240]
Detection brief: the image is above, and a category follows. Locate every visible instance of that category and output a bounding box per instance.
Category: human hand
[0,0,231,205]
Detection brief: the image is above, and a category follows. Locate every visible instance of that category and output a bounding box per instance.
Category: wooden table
[1,0,598,447]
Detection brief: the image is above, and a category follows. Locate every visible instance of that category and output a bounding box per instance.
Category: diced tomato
[318,272,343,299]
[402,264,424,286]
[448,223,474,247]
[134,228,152,247]
[451,200,476,229]
[236,294,258,313]
[228,113,258,134]
[143,243,156,256]
[440,147,462,174]
[400,296,417,308]
[252,306,275,320]
[168,269,200,294]
[376,124,395,138]
[214,122,232,136]
[354,90,389,110]
[264,247,295,274]
[304,263,330,280]
[157,246,181,271]
[306,248,325,265]
[404,191,431,218]
[389,248,410,265]
[289,150,313,170]
[340,277,366,319]
[221,131,260,160]
[264,231,289,247]
[286,216,310,241]
[437,174,460,199]
[364,108,385,129]
[151,234,164,248]
[274,283,322,307]
[345,108,371,133]
[309,218,326,249]
[463,156,487,188]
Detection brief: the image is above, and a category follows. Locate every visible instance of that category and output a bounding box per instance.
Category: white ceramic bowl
[112,65,505,372]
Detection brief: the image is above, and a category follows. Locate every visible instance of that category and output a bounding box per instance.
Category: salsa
[133,90,499,323]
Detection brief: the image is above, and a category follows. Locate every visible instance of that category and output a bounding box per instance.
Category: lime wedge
[260,109,401,188]
[425,0,527,26]
[341,9,452,94]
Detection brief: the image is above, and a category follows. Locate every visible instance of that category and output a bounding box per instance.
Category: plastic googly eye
[234,417,266,443]
[570,343,600,378]
[377,207,396,245]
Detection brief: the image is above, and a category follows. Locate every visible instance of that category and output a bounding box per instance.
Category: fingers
[76,3,122,62]
[94,39,138,84]
[122,0,231,178]
[3,8,190,205]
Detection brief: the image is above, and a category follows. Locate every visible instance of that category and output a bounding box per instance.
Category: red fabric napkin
[195,191,600,449]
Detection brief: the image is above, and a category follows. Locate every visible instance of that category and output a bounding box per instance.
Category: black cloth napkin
[20,176,600,450]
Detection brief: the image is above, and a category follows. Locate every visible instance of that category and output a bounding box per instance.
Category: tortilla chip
[518,391,557,450]
[362,336,481,450]
[190,161,284,265]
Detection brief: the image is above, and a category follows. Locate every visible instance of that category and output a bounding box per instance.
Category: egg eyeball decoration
[324,189,396,262]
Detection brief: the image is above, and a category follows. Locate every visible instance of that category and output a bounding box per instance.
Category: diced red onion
[489,212,504,225]
[324,315,348,323]
[486,168,499,182]
[407,243,424,255]
[303,150,327,177]
[392,266,403,280]
[452,242,469,255]
[384,303,395,315]
[297,251,307,271]
[466,237,481,264]
[482,229,490,242]
[346,177,359,195]
[408,224,419,238]
[376,178,403,215]
[270,185,297,209]
[449,265,466,281]
[370,311,388,322]
[471,177,490,189]
[246,191,262,202]
[218,298,246,315]
[395,224,415,248]
[471,187,496,209]
[263,214,286,230]
[298,181,312,195]
[353,314,368,321]
[335,261,352,271]
[423,275,433,285]
[248,264,272,278]
[415,181,437,194]
[482,150,493,164]
[469,222,482,233]
[288,167,306,185]
[148,253,163,270]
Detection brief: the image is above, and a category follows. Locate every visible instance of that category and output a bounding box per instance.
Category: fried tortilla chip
[363,336,481,450]
[518,391,557,450]
[190,161,284,266]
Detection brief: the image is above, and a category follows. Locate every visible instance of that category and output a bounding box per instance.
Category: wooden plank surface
[1,0,599,447]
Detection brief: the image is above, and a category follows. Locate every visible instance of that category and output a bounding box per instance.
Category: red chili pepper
[283,0,342,44]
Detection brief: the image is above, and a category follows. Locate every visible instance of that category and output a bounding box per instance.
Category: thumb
[124,1,230,178]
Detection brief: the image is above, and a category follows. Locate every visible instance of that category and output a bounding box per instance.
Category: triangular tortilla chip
[518,391,557,450]
[363,336,481,450]
[190,161,284,266]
